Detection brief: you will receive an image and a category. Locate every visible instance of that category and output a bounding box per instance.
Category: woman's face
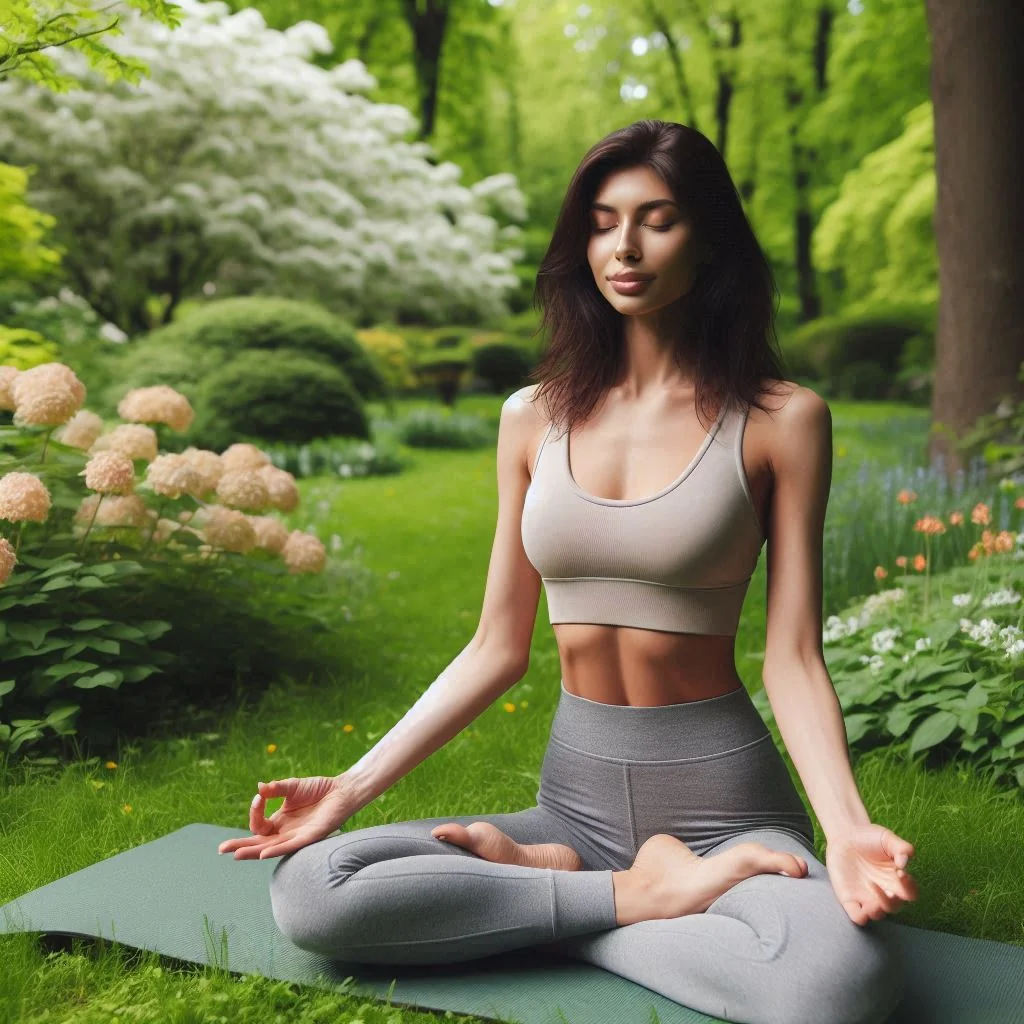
[586,164,704,316]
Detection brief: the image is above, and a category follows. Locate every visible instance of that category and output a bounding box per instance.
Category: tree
[0,0,527,335]
[0,0,180,91]
[923,0,1024,476]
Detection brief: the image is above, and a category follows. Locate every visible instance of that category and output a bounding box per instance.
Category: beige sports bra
[520,398,766,636]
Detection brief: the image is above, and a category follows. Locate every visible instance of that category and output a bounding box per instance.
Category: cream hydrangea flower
[216,469,270,512]
[12,382,84,427]
[56,409,105,450]
[0,366,21,412]
[144,453,204,499]
[248,514,290,553]
[200,504,257,553]
[220,442,272,473]
[81,451,136,495]
[11,362,86,406]
[180,447,224,495]
[118,385,195,432]
[257,464,299,512]
[0,472,51,522]
[282,530,326,574]
[89,424,159,462]
[0,536,17,585]
[74,493,150,530]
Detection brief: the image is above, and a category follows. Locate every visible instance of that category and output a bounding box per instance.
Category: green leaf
[909,711,959,757]
[6,620,58,648]
[0,680,14,699]
[69,618,114,631]
[885,706,915,737]
[843,713,876,744]
[964,682,989,709]
[72,670,123,690]
[44,661,100,680]
[44,705,79,725]
[1000,722,1024,749]
[81,638,120,656]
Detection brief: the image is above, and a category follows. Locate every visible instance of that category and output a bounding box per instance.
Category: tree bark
[924,0,1024,477]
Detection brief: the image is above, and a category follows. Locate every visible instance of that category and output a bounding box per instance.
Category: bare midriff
[554,625,744,706]
[527,392,770,709]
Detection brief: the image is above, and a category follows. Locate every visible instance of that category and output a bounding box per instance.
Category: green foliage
[354,327,417,393]
[191,350,370,451]
[754,560,1024,793]
[0,0,182,91]
[957,361,1024,477]
[783,301,935,399]
[471,341,532,394]
[263,433,405,481]
[0,325,60,370]
[397,407,493,450]
[0,162,62,281]
[138,297,390,401]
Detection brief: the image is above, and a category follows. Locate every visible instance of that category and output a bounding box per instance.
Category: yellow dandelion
[266,743,277,753]
[503,702,516,713]
[122,804,132,814]
[342,724,354,733]
[105,760,117,770]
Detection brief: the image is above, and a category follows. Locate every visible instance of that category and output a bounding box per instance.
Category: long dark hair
[529,119,790,435]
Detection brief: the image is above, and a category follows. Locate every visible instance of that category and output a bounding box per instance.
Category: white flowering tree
[0,0,527,335]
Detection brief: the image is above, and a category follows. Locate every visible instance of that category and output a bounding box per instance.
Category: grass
[0,395,1022,1024]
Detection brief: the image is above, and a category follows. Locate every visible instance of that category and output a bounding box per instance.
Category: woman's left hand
[825,823,920,926]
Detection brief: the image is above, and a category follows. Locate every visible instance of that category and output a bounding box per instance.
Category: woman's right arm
[338,387,546,814]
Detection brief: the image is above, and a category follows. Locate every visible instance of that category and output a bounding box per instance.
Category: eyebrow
[590,199,679,213]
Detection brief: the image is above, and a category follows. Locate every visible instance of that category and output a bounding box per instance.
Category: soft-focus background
[0,1,1021,1021]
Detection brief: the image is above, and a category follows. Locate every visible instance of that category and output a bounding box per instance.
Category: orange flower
[968,547,979,561]
[995,530,1015,553]
[897,489,917,505]
[1016,496,1024,510]
[873,565,888,580]
[914,515,947,535]
[913,554,926,572]
[895,555,908,568]
[971,502,991,525]
[981,530,995,555]
[949,511,964,526]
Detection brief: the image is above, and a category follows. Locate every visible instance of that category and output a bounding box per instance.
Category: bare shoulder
[507,384,555,473]
[750,380,829,430]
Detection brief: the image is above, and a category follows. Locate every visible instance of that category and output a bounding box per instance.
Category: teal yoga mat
[2,823,1023,1023]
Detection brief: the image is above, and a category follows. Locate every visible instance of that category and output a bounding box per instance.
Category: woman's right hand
[217,774,359,860]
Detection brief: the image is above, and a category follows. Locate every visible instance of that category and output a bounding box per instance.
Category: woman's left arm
[759,387,918,924]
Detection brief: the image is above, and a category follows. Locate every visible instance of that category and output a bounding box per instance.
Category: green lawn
[0,396,1021,1024]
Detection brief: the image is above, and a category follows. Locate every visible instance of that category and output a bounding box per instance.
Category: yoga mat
[2,823,1023,1024]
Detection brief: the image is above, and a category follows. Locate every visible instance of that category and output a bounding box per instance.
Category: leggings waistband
[550,678,771,762]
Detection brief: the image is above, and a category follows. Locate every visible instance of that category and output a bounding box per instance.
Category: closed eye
[593,224,673,233]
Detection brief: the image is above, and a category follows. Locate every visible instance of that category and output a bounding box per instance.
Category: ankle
[611,868,661,927]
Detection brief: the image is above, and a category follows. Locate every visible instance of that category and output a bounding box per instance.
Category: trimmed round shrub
[191,349,370,450]
[137,296,390,399]
[472,342,532,393]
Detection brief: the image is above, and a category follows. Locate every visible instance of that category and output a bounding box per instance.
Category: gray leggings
[270,681,906,1024]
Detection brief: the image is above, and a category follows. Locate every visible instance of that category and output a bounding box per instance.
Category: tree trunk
[924,0,1024,477]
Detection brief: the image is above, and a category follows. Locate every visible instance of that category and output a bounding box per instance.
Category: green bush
[785,302,935,398]
[135,297,390,400]
[191,349,369,450]
[472,342,532,394]
[837,360,893,400]
[398,406,493,449]
[0,325,60,370]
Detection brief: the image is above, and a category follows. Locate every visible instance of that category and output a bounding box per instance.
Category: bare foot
[623,834,808,922]
[430,822,584,872]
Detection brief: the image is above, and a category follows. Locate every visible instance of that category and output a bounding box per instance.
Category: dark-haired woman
[219,120,918,1024]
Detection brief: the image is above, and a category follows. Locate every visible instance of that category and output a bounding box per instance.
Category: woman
[218,120,919,1024]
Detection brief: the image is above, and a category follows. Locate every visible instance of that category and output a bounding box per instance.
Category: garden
[0,1,1021,1022]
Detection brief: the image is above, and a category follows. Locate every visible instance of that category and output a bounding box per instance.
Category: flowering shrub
[753,495,1024,791]
[0,362,329,761]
